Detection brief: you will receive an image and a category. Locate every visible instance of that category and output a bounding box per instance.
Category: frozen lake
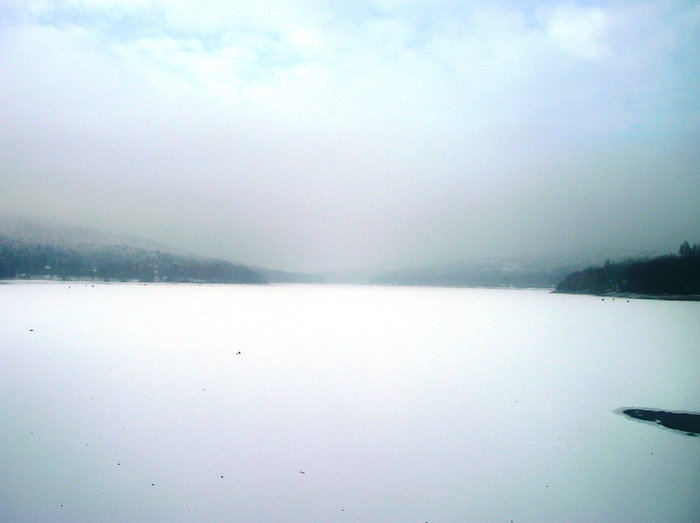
[2,282,699,522]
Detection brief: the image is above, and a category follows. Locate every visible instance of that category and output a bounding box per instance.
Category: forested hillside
[555,242,700,298]
[0,237,264,284]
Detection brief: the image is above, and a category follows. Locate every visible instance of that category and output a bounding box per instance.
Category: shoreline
[552,289,700,302]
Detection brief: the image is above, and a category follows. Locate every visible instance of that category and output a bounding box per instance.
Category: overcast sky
[1,1,699,271]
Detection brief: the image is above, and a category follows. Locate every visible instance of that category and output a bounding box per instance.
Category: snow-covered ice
[1,282,699,522]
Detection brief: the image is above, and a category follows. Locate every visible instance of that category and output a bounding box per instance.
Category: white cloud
[545,5,609,61]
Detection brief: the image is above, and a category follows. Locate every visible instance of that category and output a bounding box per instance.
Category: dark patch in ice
[616,407,700,436]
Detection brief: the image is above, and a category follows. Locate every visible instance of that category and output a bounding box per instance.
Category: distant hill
[555,242,700,299]
[0,213,265,284]
[253,266,326,284]
[369,253,615,289]
[0,211,186,254]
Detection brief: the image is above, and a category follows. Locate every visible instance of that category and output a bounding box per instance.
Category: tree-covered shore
[0,237,264,284]
[555,242,700,299]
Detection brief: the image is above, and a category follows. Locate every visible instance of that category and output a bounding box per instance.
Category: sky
[1,1,699,272]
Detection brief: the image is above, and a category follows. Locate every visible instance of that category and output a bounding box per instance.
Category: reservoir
[2,283,699,522]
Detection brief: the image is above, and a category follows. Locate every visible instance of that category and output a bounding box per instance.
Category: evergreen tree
[679,241,692,257]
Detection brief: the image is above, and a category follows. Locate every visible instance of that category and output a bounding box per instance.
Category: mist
[1,1,698,272]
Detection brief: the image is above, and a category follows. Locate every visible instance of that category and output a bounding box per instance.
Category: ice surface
[1,283,699,522]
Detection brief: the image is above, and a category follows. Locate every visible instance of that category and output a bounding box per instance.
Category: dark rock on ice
[616,407,700,436]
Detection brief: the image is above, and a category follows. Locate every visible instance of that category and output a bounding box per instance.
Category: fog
[1,1,699,271]
[2,283,699,521]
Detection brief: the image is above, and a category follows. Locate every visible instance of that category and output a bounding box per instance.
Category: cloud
[545,4,609,61]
